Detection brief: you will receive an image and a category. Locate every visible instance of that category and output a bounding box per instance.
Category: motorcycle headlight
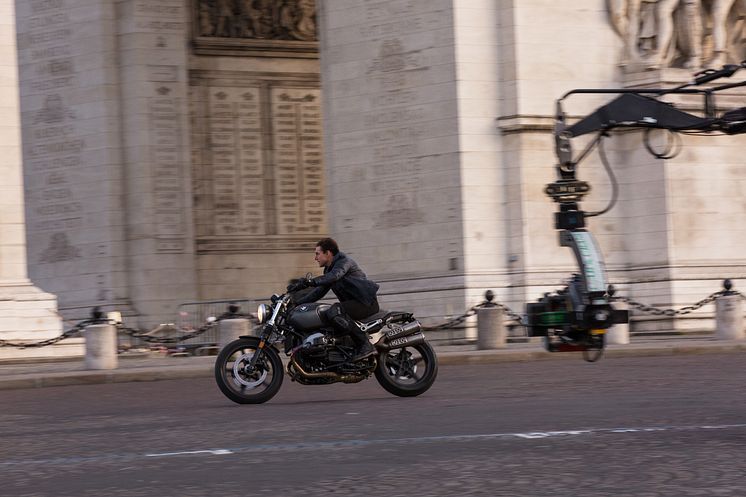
[257,304,269,324]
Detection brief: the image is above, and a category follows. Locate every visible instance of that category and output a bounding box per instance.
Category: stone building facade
[13,0,746,334]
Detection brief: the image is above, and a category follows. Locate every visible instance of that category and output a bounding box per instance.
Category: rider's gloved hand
[286,277,314,293]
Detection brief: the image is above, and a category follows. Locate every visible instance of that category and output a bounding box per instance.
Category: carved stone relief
[609,0,746,71]
[271,88,325,235]
[40,233,80,263]
[194,0,318,51]
[190,73,326,252]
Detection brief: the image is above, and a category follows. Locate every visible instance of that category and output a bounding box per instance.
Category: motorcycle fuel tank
[288,303,330,330]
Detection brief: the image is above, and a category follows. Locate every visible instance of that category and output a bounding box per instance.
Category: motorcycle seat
[358,310,415,326]
[358,309,391,324]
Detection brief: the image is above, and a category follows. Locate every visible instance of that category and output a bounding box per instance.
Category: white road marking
[130,423,746,459]
[145,449,233,458]
[2,423,746,466]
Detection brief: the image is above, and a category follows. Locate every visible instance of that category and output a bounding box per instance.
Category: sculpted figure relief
[608,0,746,71]
[710,0,740,66]
[197,0,317,41]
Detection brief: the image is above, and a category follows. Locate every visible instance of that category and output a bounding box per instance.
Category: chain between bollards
[0,304,257,348]
[0,319,92,349]
[423,280,744,333]
[420,291,523,332]
[612,279,739,317]
[1,281,743,346]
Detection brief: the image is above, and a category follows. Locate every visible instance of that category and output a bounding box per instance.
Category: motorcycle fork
[248,327,273,370]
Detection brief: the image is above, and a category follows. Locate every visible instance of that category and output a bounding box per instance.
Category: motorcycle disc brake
[232,352,268,388]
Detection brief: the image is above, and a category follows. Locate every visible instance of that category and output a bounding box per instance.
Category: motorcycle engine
[301,332,329,356]
[298,332,347,364]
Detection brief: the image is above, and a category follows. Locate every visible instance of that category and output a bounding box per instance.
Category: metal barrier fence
[175,298,263,346]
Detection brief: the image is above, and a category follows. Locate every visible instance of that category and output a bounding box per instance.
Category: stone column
[0,0,62,358]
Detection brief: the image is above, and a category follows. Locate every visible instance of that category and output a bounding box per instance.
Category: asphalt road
[2,353,745,497]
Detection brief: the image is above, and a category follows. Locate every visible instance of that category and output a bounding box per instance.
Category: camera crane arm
[550,61,746,227]
[555,62,746,168]
[527,62,746,360]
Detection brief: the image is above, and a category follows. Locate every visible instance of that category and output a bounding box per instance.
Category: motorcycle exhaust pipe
[383,321,422,341]
[289,354,337,379]
[378,332,426,351]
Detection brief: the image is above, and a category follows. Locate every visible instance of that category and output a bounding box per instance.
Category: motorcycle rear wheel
[214,337,283,404]
[375,342,438,397]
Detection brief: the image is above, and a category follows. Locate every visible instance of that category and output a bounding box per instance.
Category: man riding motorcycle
[287,238,380,361]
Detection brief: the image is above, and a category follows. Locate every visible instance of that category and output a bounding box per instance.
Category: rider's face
[314,246,333,267]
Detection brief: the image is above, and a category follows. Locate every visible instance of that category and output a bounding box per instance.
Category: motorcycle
[214,290,438,404]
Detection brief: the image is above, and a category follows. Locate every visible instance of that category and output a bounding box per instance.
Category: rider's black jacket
[295,252,379,306]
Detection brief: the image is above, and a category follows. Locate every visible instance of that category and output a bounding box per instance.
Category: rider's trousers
[326,300,379,347]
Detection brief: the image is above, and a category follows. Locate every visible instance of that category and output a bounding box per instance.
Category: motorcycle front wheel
[214,337,283,404]
[375,342,438,397]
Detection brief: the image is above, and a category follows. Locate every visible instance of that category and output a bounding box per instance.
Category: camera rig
[527,62,746,361]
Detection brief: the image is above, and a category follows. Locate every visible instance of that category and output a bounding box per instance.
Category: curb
[1,343,744,391]
[0,366,213,391]
[438,342,746,365]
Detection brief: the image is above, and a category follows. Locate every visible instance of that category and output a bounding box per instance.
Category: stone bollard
[218,318,250,348]
[716,281,743,340]
[477,291,506,350]
[85,323,118,370]
[605,300,629,345]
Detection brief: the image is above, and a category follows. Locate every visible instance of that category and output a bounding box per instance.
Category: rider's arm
[294,285,329,305]
[310,258,352,287]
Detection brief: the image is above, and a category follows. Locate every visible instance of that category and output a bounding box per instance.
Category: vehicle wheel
[214,337,283,404]
[375,342,438,397]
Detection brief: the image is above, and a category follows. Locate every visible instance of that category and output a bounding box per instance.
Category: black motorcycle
[214,291,438,404]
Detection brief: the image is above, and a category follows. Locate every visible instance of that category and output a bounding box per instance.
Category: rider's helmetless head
[314,238,338,268]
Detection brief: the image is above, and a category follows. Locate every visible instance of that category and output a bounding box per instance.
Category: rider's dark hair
[316,237,339,255]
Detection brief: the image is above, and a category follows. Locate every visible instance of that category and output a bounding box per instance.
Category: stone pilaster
[319,1,514,336]
[0,0,62,355]
[320,1,480,331]
[116,0,197,326]
[16,0,129,321]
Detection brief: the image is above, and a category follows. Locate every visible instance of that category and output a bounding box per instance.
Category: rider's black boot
[350,337,375,362]
[330,313,375,361]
